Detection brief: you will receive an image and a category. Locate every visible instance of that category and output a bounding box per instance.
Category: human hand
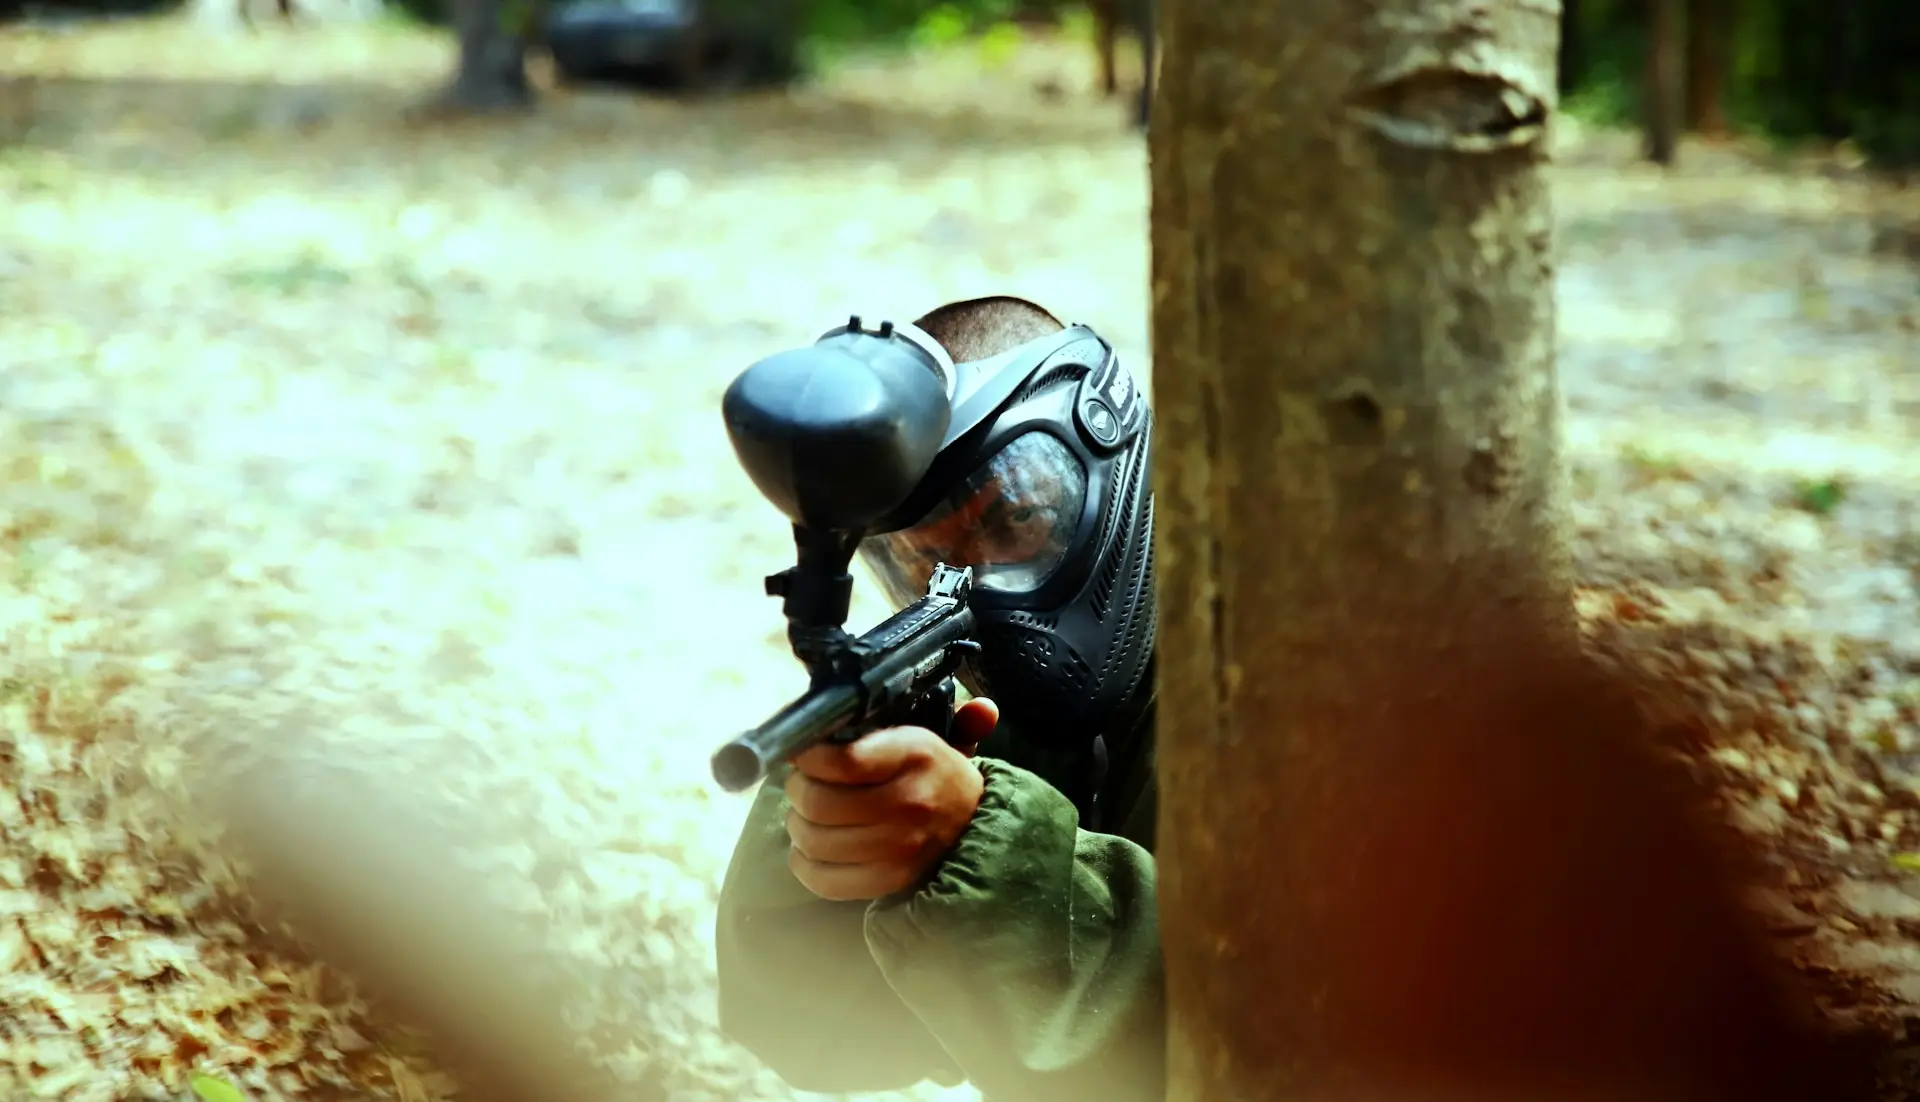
[784,697,1000,902]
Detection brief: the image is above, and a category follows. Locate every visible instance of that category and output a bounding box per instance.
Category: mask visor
[858,430,1087,610]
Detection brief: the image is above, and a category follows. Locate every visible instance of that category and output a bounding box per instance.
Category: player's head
[855,296,1156,743]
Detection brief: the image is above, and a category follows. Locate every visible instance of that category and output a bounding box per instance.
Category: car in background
[541,0,805,92]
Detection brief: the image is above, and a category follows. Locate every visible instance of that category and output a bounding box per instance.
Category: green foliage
[188,1073,249,1102]
[225,250,353,295]
[0,148,74,196]
[1560,66,1637,128]
[497,0,541,37]
[804,0,1021,50]
[1559,0,1920,167]
[1792,477,1847,516]
[4,0,167,12]
[386,0,446,29]
[800,0,932,48]
[1620,443,1690,482]
[377,0,1040,62]
[973,20,1023,69]
[909,4,972,47]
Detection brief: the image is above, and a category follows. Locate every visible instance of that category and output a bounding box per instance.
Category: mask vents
[1098,493,1157,695]
[1089,442,1146,620]
[1008,363,1087,408]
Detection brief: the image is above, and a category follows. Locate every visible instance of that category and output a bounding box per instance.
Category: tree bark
[1684,0,1732,136]
[1645,0,1684,163]
[1148,1,1854,1100]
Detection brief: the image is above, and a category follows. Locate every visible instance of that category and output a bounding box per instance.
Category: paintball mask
[854,297,1157,746]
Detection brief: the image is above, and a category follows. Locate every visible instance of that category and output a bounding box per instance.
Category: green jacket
[714,698,1163,1102]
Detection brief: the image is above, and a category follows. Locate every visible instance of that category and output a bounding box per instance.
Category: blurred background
[1,1,1917,1100]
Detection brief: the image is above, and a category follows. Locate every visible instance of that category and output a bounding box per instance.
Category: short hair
[913,296,1065,362]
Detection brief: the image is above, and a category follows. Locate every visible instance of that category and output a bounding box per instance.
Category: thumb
[950,697,1000,756]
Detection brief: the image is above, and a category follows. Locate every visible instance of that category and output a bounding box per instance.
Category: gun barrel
[711,681,863,792]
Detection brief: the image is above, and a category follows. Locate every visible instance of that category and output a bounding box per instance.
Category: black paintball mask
[851,298,1157,749]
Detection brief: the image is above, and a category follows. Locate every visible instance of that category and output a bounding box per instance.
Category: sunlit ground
[2,15,1919,1101]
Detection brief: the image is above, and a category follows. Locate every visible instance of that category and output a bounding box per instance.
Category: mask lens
[859,431,1087,609]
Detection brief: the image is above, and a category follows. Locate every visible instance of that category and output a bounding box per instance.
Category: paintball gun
[709,316,979,793]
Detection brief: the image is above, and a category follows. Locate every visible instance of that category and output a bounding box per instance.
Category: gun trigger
[907,678,960,745]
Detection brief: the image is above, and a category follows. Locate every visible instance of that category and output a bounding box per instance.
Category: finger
[844,724,949,776]
[789,742,890,787]
[950,697,999,755]
[786,848,917,903]
[789,727,931,787]
[787,809,929,866]
[793,725,943,787]
[785,769,904,828]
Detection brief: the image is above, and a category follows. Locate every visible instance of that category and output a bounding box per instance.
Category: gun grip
[905,677,960,747]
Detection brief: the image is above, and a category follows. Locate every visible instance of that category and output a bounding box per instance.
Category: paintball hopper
[711,317,981,793]
[723,317,957,535]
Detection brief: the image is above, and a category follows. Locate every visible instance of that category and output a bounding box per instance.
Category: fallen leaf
[189,1072,249,1102]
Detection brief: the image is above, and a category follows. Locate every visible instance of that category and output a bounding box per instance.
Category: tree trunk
[429,0,536,116]
[1148,1,1854,1100]
[1685,0,1732,136]
[1092,0,1155,127]
[1132,0,1155,129]
[1092,0,1120,96]
[1558,0,1585,97]
[1645,0,1684,163]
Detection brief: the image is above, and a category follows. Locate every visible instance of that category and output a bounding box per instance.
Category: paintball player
[715,296,1165,1102]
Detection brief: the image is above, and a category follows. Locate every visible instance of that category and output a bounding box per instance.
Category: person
[714,296,1166,1102]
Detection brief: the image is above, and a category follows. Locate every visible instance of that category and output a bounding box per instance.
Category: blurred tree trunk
[1685,0,1733,136]
[1558,0,1585,96]
[1149,0,1855,1099]
[1645,0,1685,162]
[1825,0,1863,138]
[1093,0,1119,95]
[1132,0,1155,128]
[1092,0,1156,128]
[429,0,537,115]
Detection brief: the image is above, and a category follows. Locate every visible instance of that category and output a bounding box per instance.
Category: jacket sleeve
[714,762,963,1092]
[866,757,1165,1102]
[713,758,1165,1102]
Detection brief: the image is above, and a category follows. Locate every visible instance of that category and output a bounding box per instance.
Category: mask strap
[944,324,1107,448]
[887,319,959,403]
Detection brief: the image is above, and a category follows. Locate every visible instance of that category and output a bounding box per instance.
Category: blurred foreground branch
[212,755,638,1102]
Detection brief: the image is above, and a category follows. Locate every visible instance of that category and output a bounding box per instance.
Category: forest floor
[3,15,1920,1102]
